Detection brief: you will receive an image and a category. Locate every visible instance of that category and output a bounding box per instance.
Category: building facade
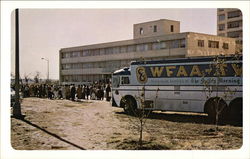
[217,8,242,44]
[59,19,236,85]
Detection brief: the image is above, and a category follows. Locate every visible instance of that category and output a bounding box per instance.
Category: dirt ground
[11,97,242,150]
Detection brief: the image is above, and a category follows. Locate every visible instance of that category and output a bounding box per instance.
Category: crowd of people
[16,82,112,102]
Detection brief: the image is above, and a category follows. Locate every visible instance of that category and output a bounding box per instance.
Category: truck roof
[113,67,131,76]
[131,55,242,65]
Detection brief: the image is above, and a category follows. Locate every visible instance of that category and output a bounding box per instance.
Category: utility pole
[12,8,24,119]
[41,57,49,82]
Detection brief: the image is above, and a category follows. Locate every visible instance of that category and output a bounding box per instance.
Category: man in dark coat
[86,86,90,100]
[70,84,76,101]
[106,84,111,101]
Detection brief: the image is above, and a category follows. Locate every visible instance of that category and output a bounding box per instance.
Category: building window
[208,40,219,48]
[228,10,241,19]
[180,39,186,48]
[82,50,89,56]
[63,64,71,70]
[63,76,70,82]
[120,46,127,53]
[218,33,225,37]
[113,47,120,54]
[198,40,205,47]
[100,48,105,55]
[136,44,148,52]
[72,51,80,57]
[160,42,166,49]
[153,25,157,32]
[218,14,225,21]
[171,40,179,48]
[227,31,242,38]
[171,25,174,32]
[140,28,144,35]
[72,63,80,69]
[105,47,113,54]
[65,52,71,58]
[223,43,229,49]
[218,8,224,12]
[218,24,225,31]
[90,49,99,56]
[89,50,94,56]
[152,42,161,50]
[128,45,136,52]
[227,20,242,29]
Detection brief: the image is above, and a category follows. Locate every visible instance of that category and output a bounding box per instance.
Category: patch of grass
[51,146,66,150]
[72,122,82,126]
[63,104,85,107]
[42,111,51,113]
[113,132,122,135]
[63,104,77,107]
[116,139,172,150]
[108,139,121,144]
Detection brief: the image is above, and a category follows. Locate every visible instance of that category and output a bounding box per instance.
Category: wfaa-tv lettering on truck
[111,55,242,123]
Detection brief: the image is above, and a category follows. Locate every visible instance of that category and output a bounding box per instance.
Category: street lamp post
[13,8,24,119]
[41,57,49,82]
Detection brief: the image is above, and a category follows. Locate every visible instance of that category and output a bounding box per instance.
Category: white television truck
[111,55,242,123]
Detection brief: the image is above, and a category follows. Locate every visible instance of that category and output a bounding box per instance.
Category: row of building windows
[227,31,242,38]
[228,10,242,19]
[218,20,242,31]
[139,25,174,35]
[62,56,169,71]
[62,60,131,70]
[218,31,242,39]
[218,10,242,21]
[61,39,186,59]
[218,9,224,12]
[62,75,103,83]
[197,40,229,49]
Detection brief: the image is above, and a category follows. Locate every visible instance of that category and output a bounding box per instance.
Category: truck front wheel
[121,97,137,115]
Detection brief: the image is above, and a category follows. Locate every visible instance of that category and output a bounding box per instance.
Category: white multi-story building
[59,19,236,85]
[217,8,242,44]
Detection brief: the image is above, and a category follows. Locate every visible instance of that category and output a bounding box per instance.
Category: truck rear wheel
[205,97,229,124]
[229,98,242,125]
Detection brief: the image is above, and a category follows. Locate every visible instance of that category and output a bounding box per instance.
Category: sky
[11,9,217,80]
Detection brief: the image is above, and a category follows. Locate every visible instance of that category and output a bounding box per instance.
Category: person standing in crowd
[34,85,38,97]
[47,85,53,99]
[42,84,46,98]
[86,86,90,100]
[58,86,63,99]
[65,84,70,100]
[100,85,104,100]
[62,85,65,99]
[24,84,29,98]
[106,84,111,101]
[53,85,58,99]
[82,85,86,100]
[39,84,43,98]
[77,85,82,101]
[90,85,96,100]
[70,84,76,101]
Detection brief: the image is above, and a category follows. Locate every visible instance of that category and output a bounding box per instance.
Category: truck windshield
[112,76,120,88]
